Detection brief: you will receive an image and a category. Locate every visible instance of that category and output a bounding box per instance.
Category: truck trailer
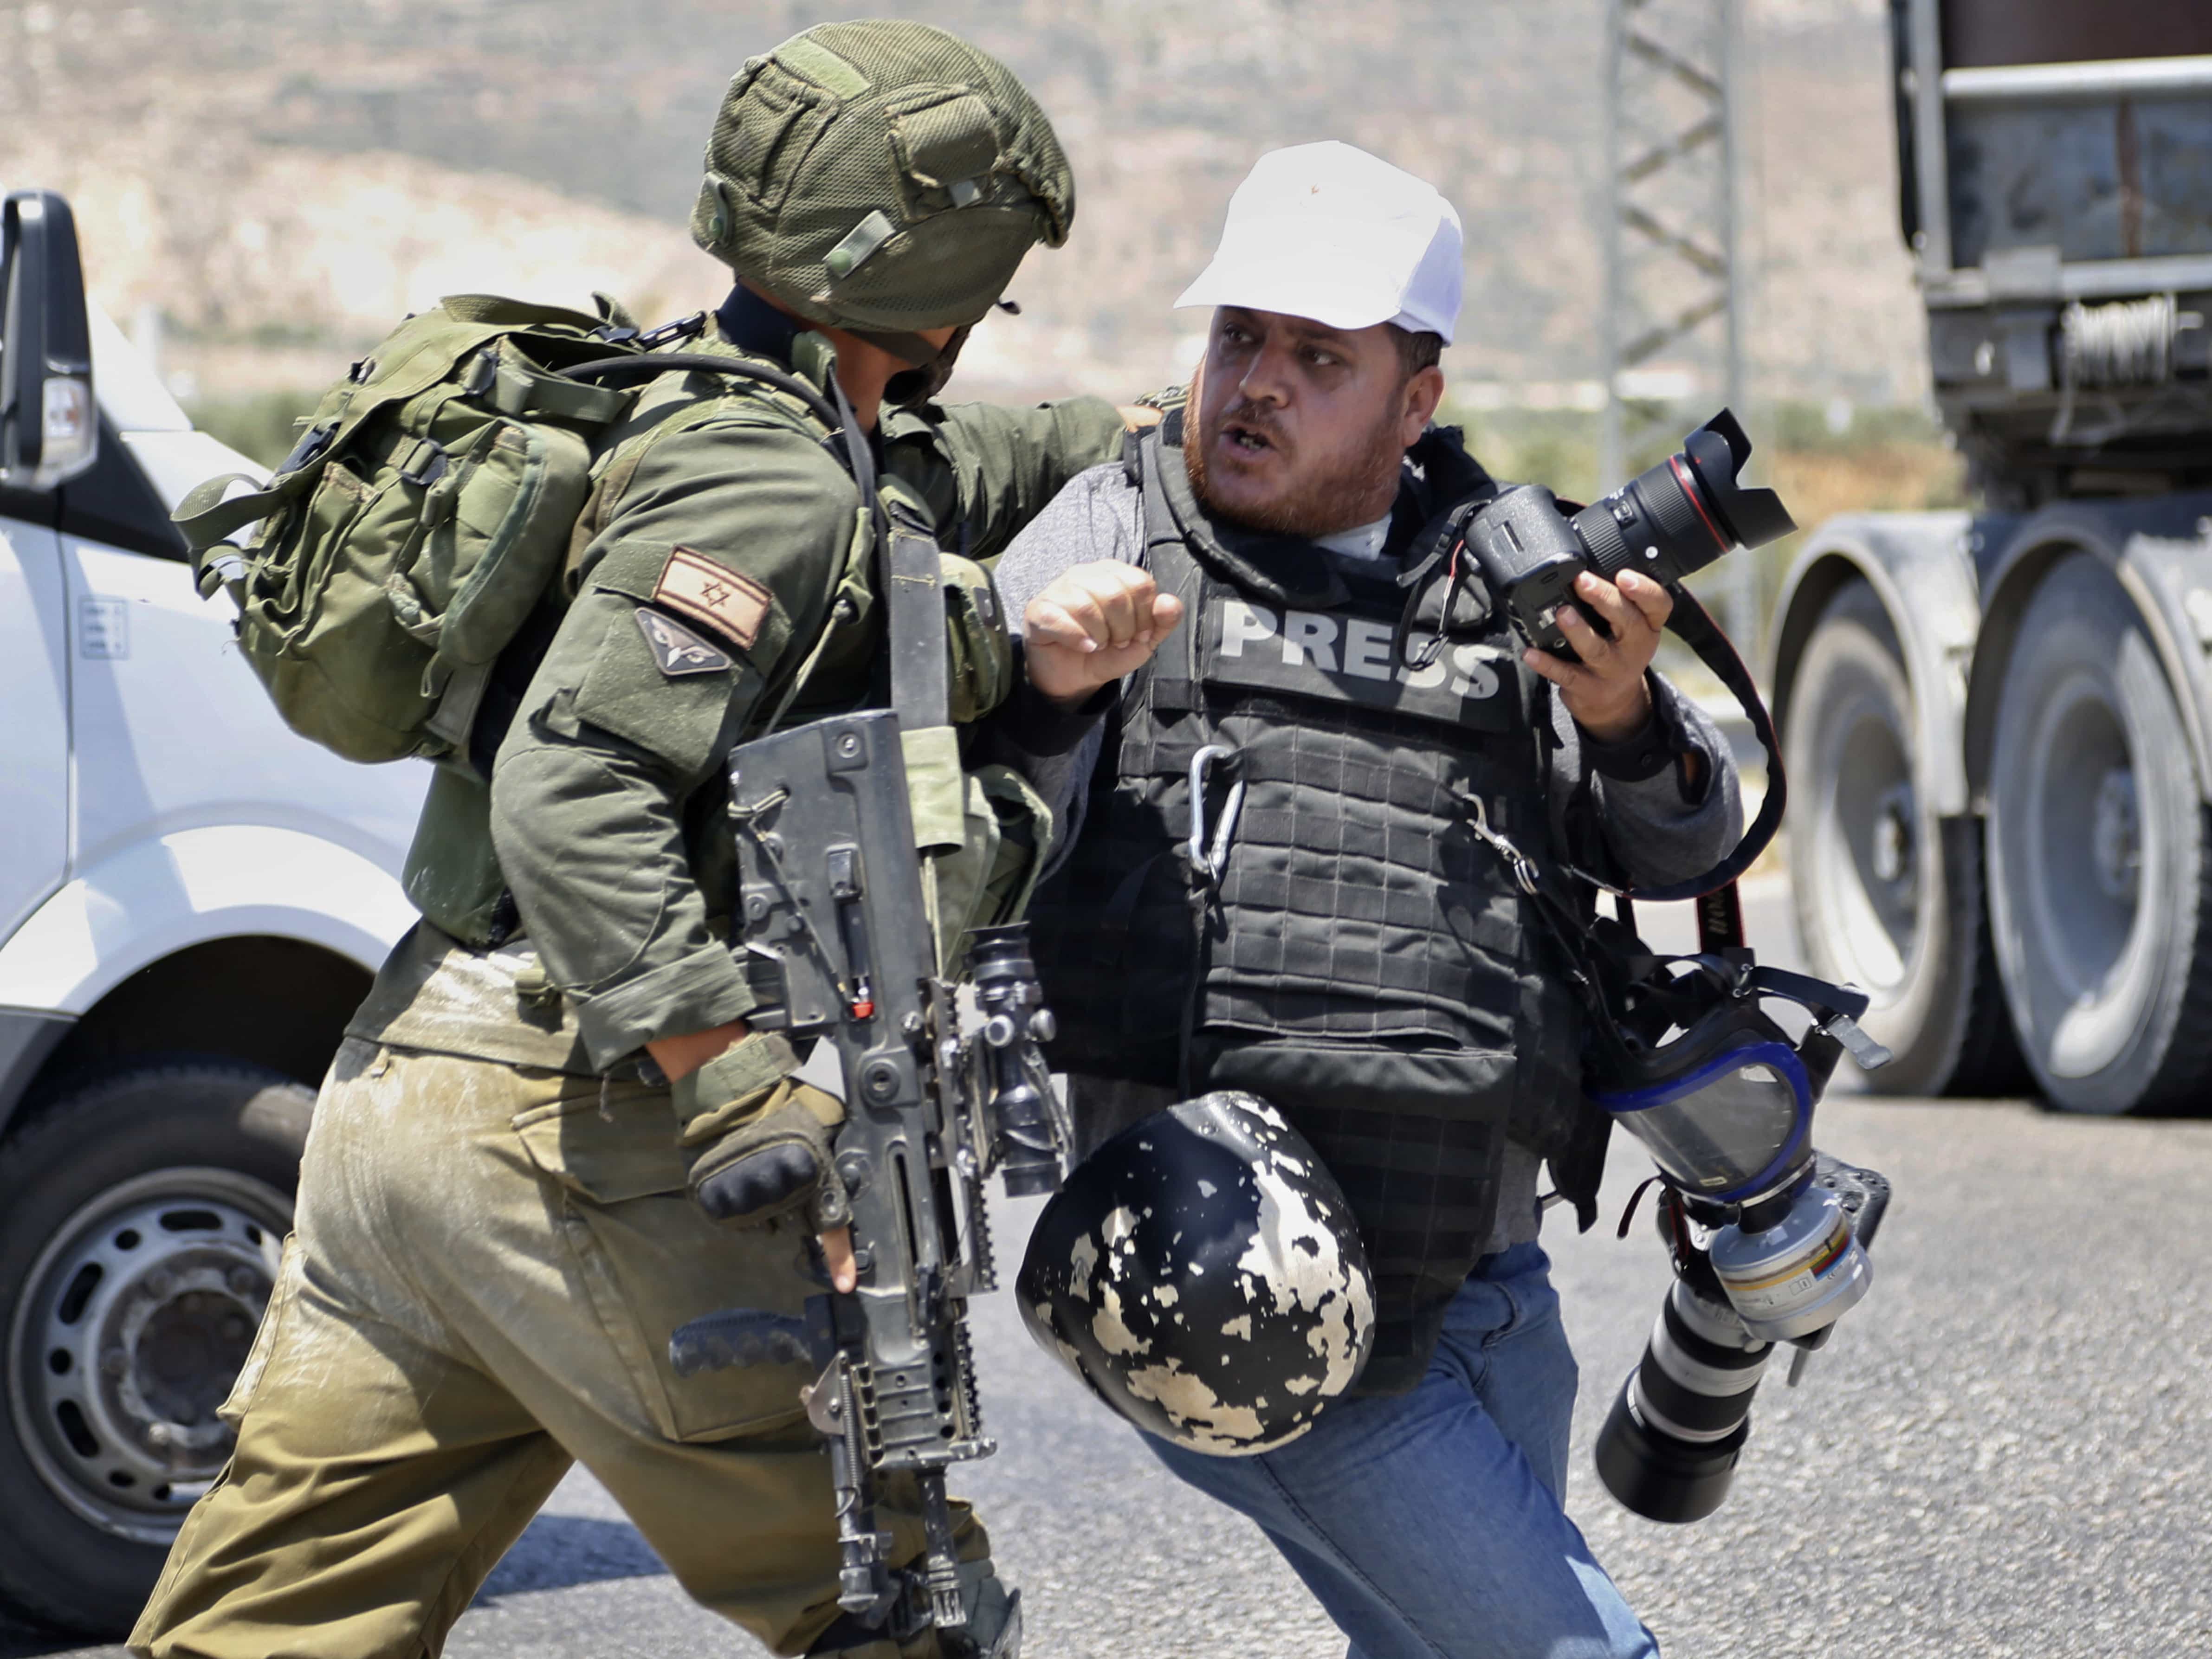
[1770,0,2212,1113]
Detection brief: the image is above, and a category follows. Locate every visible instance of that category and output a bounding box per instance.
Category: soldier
[130,21,1157,1659]
[999,142,1746,1657]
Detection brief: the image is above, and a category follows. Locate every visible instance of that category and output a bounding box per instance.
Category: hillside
[2,0,1925,407]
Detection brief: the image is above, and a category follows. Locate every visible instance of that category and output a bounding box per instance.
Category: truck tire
[1785,580,2025,1095]
[1986,553,2212,1113]
[0,1059,308,1637]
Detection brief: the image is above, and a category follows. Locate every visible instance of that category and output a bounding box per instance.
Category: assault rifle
[667,709,1066,1658]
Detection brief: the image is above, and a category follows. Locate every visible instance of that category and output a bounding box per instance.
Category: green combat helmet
[692,19,1075,380]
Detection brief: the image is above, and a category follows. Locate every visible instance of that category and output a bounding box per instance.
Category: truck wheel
[1986,554,2212,1113]
[0,1059,308,1636]
[1785,580,2024,1095]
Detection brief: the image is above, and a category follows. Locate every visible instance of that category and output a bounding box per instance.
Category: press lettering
[1343,617,1397,681]
[1399,652,1447,691]
[1218,599,1281,658]
[1449,644,1503,701]
[1283,611,1340,672]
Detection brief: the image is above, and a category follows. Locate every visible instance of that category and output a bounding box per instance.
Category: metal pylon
[1600,0,1758,651]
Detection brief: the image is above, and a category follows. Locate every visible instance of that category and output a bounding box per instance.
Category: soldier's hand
[816,1227,857,1294]
[665,1030,860,1291]
[1024,561,1184,706]
[683,1077,849,1217]
[1523,567,1670,742]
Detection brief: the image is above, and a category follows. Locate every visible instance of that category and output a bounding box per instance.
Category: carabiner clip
[1464,794,1541,896]
[1187,744,1245,882]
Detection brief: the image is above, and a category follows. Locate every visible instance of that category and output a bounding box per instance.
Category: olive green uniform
[130,317,1125,1659]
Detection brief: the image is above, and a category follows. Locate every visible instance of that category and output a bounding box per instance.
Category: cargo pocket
[513,1091,814,1442]
[218,1233,301,1428]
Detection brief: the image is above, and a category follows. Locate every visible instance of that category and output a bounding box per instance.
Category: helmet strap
[847,325,944,367]
[875,323,975,410]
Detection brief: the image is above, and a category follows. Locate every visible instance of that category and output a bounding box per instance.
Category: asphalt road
[9,881,2211,1659]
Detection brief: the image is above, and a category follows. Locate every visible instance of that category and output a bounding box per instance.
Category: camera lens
[1568,407,1796,590]
[1594,1278,1772,1523]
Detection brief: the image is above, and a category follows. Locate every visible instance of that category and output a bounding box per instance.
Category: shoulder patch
[634,607,734,677]
[653,547,771,649]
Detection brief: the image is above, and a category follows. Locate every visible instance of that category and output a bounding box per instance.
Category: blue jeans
[1144,1242,1659,1659]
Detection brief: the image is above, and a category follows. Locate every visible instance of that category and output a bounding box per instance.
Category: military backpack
[173,294,854,766]
[178,292,1038,965]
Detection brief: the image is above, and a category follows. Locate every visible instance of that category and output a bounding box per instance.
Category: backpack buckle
[398,436,449,488]
[636,310,710,350]
[460,349,500,400]
[278,421,336,476]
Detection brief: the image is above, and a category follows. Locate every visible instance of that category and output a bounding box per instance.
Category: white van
[0,189,427,1636]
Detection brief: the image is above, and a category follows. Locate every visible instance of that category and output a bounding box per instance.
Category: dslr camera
[1464,408,1795,659]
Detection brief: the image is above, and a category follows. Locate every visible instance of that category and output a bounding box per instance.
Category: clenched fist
[1023,561,1185,705]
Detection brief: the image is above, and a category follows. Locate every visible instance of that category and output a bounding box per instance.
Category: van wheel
[1785,579,2025,1095]
[1986,554,2212,1113]
[0,1059,308,1637]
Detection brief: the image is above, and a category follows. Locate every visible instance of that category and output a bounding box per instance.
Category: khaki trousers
[130,1040,980,1659]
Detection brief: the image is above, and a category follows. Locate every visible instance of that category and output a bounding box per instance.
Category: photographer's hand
[1525,568,1670,742]
[1024,561,1185,705]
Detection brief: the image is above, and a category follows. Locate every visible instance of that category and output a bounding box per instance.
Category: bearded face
[1182,308,1433,540]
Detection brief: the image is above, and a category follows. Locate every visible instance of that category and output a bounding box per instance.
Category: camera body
[1465,407,1795,661]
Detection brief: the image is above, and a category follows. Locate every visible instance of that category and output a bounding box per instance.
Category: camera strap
[1486,584,1790,1043]
[1696,882,1745,953]
[1541,584,1786,907]
[1642,586,1786,901]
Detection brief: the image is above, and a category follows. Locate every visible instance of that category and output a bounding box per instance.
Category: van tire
[0,1059,307,1637]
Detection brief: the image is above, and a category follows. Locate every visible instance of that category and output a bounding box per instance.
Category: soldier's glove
[674,1033,851,1230]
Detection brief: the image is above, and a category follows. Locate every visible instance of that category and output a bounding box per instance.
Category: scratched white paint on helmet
[1017,1091,1376,1455]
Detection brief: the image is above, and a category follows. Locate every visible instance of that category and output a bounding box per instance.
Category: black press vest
[1028,423,1604,1389]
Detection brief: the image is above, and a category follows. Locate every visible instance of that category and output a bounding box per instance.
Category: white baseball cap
[1176,141,1463,344]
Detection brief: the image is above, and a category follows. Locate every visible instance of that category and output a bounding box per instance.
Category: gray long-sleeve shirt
[990,459,1746,1251]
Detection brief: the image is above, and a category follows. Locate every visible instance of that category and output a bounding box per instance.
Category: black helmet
[1016,1092,1375,1456]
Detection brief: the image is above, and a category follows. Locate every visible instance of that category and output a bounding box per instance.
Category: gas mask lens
[1594,1039,1811,1201]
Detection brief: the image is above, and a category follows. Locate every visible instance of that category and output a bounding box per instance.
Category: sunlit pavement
[11,878,2211,1659]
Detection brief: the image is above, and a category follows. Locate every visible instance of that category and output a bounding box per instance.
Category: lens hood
[1683,409,1795,549]
[1594,1374,1747,1523]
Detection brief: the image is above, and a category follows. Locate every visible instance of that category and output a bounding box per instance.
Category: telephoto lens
[1594,1272,1773,1524]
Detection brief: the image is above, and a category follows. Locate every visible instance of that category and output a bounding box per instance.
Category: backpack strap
[175,471,308,567]
[563,352,842,432]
